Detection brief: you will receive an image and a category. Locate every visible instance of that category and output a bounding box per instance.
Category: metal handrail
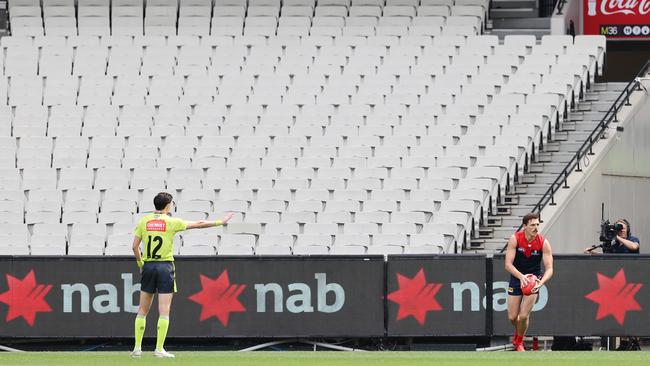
[555,0,569,15]
[541,0,560,17]
[499,59,650,253]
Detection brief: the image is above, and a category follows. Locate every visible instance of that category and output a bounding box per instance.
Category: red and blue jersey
[512,230,544,276]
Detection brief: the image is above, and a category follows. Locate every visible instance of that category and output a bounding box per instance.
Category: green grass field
[1,351,649,366]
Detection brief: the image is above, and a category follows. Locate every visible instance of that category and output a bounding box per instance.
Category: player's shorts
[141,261,176,294]
[508,273,541,296]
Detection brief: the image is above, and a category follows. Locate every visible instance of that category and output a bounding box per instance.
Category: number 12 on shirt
[146,235,163,259]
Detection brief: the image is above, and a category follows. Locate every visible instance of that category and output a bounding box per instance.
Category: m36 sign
[583,0,650,38]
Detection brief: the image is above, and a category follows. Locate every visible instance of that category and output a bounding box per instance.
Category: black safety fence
[0,255,648,338]
[539,0,559,17]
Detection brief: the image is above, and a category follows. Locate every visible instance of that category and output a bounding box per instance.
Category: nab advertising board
[1,255,649,337]
[0,256,385,338]
[492,255,650,336]
[583,0,650,38]
[386,255,487,336]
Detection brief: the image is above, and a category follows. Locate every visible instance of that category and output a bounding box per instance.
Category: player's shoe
[154,349,175,358]
[515,343,526,352]
[130,349,142,358]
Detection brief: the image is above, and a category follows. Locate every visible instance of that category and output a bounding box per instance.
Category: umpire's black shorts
[141,261,176,294]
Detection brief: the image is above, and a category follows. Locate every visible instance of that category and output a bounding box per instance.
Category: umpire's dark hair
[522,212,540,226]
[154,192,173,211]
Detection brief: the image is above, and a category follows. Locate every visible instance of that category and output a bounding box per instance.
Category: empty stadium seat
[0,0,606,256]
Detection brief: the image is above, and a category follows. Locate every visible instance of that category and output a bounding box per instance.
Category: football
[521,274,539,296]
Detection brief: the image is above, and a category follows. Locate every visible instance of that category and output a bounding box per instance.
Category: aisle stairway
[472,82,628,252]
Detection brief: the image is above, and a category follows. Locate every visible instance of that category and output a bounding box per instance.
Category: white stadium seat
[0,1,606,256]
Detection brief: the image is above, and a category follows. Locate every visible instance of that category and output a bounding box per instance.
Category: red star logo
[0,270,53,326]
[387,268,443,325]
[584,269,643,326]
[188,270,246,327]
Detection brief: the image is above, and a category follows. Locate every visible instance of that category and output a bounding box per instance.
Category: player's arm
[185,212,234,230]
[132,235,143,269]
[504,234,529,286]
[536,239,554,290]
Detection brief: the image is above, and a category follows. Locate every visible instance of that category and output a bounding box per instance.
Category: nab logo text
[61,273,140,313]
[255,273,345,313]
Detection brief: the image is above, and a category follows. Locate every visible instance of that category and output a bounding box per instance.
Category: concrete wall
[542,87,650,253]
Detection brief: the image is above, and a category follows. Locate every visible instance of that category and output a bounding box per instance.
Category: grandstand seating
[7,0,488,38]
[0,0,605,256]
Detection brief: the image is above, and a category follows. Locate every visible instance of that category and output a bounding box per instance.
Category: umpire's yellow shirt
[134,214,187,262]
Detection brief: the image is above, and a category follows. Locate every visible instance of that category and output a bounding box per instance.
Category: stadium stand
[0,0,605,256]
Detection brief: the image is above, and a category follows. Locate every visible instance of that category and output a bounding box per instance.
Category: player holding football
[505,212,554,352]
[130,192,233,358]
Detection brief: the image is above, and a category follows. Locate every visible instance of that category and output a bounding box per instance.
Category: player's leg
[507,295,523,348]
[132,291,154,356]
[156,293,173,354]
[137,290,155,316]
[507,295,522,327]
[515,292,538,348]
[154,262,176,358]
[132,262,157,357]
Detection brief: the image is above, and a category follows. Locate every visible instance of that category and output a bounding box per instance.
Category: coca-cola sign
[599,0,650,15]
[584,0,650,38]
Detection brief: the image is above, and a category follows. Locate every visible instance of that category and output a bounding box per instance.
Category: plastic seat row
[0,30,606,254]
[0,34,604,58]
[9,0,485,37]
[1,218,455,252]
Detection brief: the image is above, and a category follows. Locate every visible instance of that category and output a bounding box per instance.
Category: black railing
[540,0,560,17]
[555,0,569,15]
[499,59,650,253]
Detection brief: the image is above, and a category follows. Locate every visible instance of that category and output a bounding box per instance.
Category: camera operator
[584,219,641,351]
[609,219,639,253]
[583,219,640,254]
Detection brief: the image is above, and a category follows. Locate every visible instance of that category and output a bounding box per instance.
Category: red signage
[387,268,443,325]
[188,270,246,327]
[584,0,650,38]
[584,268,643,325]
[0,270,52,327]
[146,219,167,232]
